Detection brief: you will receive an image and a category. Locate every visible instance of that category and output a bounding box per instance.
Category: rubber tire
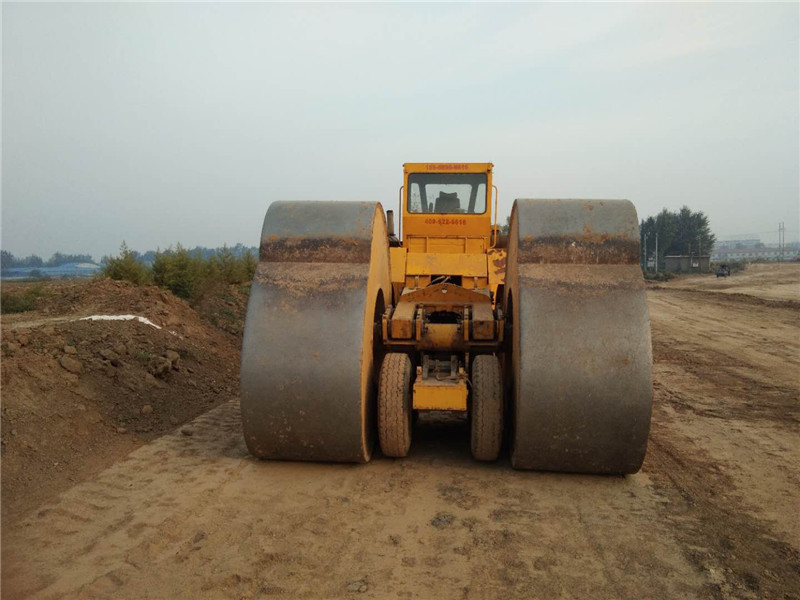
[378,353,413,458]
[471,355,503,461]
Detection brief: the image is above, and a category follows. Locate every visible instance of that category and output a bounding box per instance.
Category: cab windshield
[407,173,487,214]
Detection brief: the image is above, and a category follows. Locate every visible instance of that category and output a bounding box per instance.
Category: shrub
[1,286,44,314]
[643,271,675,282]
[101,242,152,285]
[101,241,257,303]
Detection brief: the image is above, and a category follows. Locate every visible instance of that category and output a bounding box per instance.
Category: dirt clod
[149,356,172,378]
[58,355,83,374]
[430,512,455,528]
[345,580,368,593]
[99,348,119,361]
[165,349,181,369]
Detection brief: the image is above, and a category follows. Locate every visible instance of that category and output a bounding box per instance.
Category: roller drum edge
[505,199,653,474]
[240,201,392,463]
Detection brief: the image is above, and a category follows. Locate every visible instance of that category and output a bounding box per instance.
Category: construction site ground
[1,263,798,599]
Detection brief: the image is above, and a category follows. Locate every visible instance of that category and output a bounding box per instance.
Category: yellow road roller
[240,163,652,473]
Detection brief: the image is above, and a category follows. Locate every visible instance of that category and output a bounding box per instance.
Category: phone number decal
[426,164,470,171]
[424,218,467,226]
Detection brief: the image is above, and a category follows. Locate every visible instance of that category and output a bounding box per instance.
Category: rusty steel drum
[504,199,653,474]
[240,201,391,463]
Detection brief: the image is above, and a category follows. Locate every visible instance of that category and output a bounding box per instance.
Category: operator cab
[399,163,496,246]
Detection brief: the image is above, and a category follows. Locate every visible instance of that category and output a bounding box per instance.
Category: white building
[711,247,795,262]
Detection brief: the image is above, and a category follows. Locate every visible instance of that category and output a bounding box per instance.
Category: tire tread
[471,355,503,461]
[378,353,412,457]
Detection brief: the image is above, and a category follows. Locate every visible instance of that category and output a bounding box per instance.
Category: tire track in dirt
[644,285,800,599]
[645,425,800,600]
[3,398,710,600]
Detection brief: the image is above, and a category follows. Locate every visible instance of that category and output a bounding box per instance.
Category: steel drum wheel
[240,201,392,463]
[505,199,653,474]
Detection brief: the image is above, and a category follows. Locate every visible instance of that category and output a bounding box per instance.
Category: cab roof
[404,163,493,174]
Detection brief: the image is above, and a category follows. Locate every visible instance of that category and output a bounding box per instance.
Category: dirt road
[2,266,799,599]
[658,261,800,301]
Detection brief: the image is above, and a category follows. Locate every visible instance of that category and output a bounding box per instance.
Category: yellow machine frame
[385,162,506,412]
[241,161,654,472]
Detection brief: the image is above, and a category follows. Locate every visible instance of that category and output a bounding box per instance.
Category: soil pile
[1,278,242,521]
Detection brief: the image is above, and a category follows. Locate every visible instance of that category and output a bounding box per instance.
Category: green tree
[14,254,44,268]
[45,252,93,267]
[640,206,715,271]
[668,206,716,258]
[215,244,241,284]
[152,244,205,300]
[1,250,14,271]
[241,249,257,281]
[640,209,677,271]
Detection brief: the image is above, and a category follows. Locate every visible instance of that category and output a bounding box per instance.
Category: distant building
[715,237,761,250]
[711,246,793,262]
[0,262,102,280]
[664,255,711,272]
[711,233,800,262]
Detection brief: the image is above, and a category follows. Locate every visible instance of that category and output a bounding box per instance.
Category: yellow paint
[413,378,468,411]
[358,206,393,461]
[405,236,488,254]
[405,253,487,277]
[423,323,459,349]
[389,247,407,283]
[389,246,407,302]
[386,163,502,413]
[487,248,507,303]
[389,302,415,339]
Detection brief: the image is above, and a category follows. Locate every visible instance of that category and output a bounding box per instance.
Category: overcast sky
[2,2,798,260]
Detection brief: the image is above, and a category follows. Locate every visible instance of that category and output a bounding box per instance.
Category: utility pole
[654,233,658,274]
[779,222,785,262]
[643,233,648,271]
[698,236,702,272]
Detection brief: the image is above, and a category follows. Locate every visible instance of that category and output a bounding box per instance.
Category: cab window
[408,173,487,214]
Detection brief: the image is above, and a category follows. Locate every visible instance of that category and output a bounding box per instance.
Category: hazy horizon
[3,2,798,260]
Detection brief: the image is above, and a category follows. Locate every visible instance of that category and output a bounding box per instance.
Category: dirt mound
[193,282,250,337]
[1,278,242,522]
